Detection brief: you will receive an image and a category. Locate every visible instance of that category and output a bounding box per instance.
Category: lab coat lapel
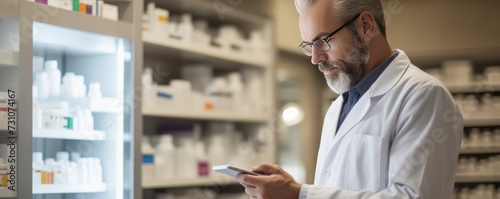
[331,95,372,146]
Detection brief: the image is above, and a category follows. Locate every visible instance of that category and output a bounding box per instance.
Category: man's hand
[235,163,302,199]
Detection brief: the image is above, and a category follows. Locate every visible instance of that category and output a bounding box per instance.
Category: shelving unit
[142,176,237,189]
[463,117,500,127]
[33,184,107,194]
[445,82,500,93]
[141,0,275,196]
[33,129,106,141]
[143,32,272,69]
[2,0,142,198]
[455,174,500,183]
[460,146,500,154]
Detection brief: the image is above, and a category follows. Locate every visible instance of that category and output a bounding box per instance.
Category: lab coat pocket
[345,134,382,191]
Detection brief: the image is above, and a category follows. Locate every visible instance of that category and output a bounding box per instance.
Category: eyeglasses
[298,13,361,56]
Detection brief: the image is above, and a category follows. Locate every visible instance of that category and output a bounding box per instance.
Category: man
[236,0,463,198]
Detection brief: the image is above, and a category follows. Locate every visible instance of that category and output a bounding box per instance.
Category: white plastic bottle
[35,72,50,100]
[61,72,79,100]
[208,135,227,169]
[195,141,209,177]
[45,158,55,184]
[228,72,244,113]
[142,138,155,179]
[155,134,176,179]
[77,158,88,184]
[55,152,70,184]
[76,75,86,98]
[44,60,61,99]
[32,152,44,185]
[83,110,94,131]
[94,158,103,184]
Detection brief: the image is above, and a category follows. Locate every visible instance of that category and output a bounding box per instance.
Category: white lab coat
[300,50,463,199]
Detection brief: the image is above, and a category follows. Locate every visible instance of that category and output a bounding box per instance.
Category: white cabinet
[0,0,142,198]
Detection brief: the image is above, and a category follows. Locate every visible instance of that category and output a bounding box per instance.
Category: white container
[88,82,102,98]
[228,72,244,113]
[181,64,213,93]
[44,60,61,99]
[35,72,50,100]
[208,136,227,169]
[45,158,55,184]
[484,66,500,83]
[170,80,192,110]
[179,13,193,42]
[54,157,69,184]
[206,78,231,111]
[176,138,196,178]
[155,134,176,179]
[77,158,88,184]
[152,8,169,35]
[33,153,44,185]
[0,92,7,130]
[61,73,79,100]
[142,138,155,179]
[441,60,473,84]
[76,75,87,98]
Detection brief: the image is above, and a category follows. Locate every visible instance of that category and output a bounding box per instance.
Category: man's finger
[236,174,262,187]
[244,186,258,196]
[252,163,282,175]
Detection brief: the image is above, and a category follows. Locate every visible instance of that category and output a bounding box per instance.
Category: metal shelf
[142,176,237,189]
[143,106,268,123]
[33,129,106,141]
[446,82,500,93]
[33,184,107,194]
[463,117,500,127]
[143,32,272,69]
[460,146,500,154]
[455,174,500,183]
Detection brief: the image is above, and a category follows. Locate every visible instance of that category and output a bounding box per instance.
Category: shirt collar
[348,51,399,96]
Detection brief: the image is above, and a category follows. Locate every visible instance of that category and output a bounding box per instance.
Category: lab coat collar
[369,49,411,97]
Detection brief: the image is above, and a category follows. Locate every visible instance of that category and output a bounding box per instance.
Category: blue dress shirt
[336,51,399,132]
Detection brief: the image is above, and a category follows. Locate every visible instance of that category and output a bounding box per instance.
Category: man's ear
[357,11,376,42]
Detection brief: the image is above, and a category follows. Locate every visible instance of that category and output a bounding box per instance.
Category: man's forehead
[298,0,338,42]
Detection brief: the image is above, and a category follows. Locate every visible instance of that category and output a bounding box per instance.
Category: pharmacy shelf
[143,32,272,69]
[446,82,500,93]
[143,107,269,123]
[464,117,500,127]
[0,50,18,68]
[33,129,106,140]
[142,177,238,189]
[33,184,107,194]
[460,146,500,154]
[455,174,500,183]
[21,1,132,40]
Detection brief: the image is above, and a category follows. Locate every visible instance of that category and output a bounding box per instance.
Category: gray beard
[323,29,370,94]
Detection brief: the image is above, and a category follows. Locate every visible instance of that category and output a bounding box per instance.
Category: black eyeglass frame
[298,13,362,56]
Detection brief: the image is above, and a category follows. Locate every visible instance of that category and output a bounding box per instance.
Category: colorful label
[86,5,92,14]
[35,0,48,4]
[73,0,80,11]
[79,3,86,13]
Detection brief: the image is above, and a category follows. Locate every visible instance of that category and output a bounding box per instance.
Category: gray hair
[294,0,386,36]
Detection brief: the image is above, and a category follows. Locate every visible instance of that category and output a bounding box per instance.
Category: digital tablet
[212,165,265,177]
